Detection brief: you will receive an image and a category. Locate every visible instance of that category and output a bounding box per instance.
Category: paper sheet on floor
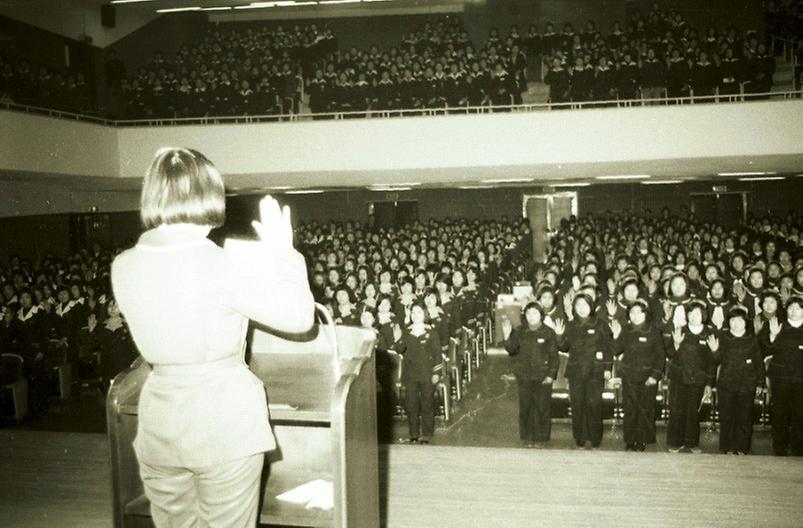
[276,479,334,510]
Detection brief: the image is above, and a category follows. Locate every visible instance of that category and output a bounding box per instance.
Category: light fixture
[595,174,651,181]
[550,182,591,187]
[370,186,412,191]
[201,6,233,10]
[641,180,682,185]
[156,6,202,12]
[111,0,153,4]
[737,176,785,182]
[479,178,533,184]
[319,0,362,4]
[268,186,295,190]
[457,185,494,190]
[284,189,325,194]
[717,171,776,177]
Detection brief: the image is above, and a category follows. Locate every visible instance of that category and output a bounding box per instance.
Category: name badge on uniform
[595,352,603,360]
[537,338,545,343]
[746,359,752,365]
[587,329,596,335]
[638,337,648,343]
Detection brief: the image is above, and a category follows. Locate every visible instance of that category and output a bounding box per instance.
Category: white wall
[0,0,159,48]
[1,100,802,192]
[0,110,119,178]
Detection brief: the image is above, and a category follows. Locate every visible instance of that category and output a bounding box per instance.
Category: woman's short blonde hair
[140,147,225,229]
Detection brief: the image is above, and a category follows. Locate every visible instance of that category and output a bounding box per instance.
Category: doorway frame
[688,191,748,225]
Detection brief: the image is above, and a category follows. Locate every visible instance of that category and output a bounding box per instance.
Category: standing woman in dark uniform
[762,296,803,456]
[112,148,314,527]
[611,299,665,451]
[666,300,716,453]
[392,302,442,444]
[707,305,765,455]
[559,293,613,448]
[501,302,560,447]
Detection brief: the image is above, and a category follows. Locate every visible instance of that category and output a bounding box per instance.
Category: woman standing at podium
[112,148,314,527]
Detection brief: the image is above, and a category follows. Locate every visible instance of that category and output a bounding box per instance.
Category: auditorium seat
[0,353,28,422]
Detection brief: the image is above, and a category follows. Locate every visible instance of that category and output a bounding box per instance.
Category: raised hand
[501,318,513,341]
[780,284,791,305]
[251,195,293,248]
[553,319,565,336]
[768,317,782,342]
[571,275,581,292]
[392,323,402,343]
[753,315,764,335]
[609,319,622,340]
[606,299,618,317]
[606,278,616,296]
[706,335,719,352]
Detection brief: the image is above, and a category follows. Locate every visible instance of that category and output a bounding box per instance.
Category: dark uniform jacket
[504,324,559,382]
[762,323,803,384]
[666,326,716,386]
[714,332,765,392]
[613,322,665,383]
[558,316,613,380]
[394,326,442,382]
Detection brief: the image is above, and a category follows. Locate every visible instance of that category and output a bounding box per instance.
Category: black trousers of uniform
[622,379,658,445]
[770,379,803,456]
[568,375,603,446]
[404,377,435,441]
[666,382,705,448]
[516,378,553,443]
[717,388,754,453]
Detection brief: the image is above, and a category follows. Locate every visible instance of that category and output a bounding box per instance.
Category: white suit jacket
[112,224,314,467]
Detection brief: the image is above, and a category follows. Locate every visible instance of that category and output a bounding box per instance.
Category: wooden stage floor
[1,430,802,527]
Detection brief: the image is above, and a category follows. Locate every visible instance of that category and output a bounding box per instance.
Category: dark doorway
[370,201,419,230]
[690,192,746,228]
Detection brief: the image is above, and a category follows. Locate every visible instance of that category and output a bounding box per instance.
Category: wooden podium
[107,321,379,528]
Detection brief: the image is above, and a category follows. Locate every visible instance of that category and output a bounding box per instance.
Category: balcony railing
[2,89,801,128]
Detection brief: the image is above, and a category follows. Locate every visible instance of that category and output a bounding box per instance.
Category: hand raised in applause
[392,323,403,343]
[501,318,513,341]
[552,319,565,336]
[251,195,293,248]
[606,299,618,318]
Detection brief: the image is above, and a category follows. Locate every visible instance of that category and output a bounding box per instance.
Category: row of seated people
[116,23,338,119]
[293,217,532,442]
[0,250,137,421]
[543,45,775,105]
[496,208,802,454]
[0,56,92,113]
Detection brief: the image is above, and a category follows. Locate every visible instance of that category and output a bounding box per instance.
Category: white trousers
[139,452,264,528]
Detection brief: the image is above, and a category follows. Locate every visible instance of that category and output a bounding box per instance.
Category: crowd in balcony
[0,2,799,120]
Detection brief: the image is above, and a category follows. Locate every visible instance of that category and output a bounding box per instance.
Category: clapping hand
[553,319,565,336]
[251,195,293,248]
[733,282,747,303]
[392,323,402,342]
